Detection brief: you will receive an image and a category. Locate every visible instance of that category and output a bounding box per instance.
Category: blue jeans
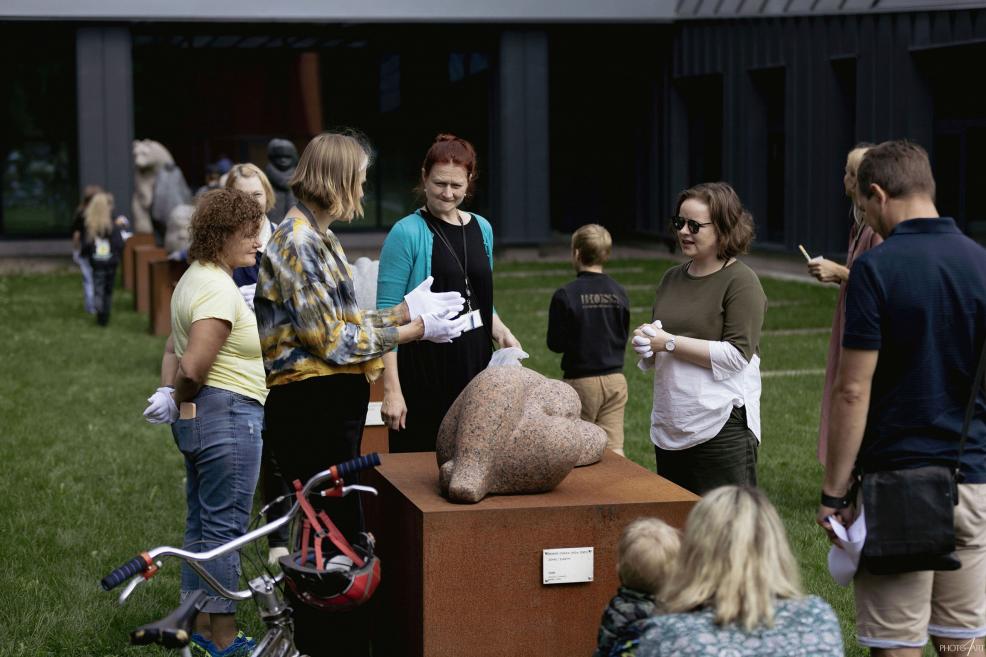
[171,386,263,614]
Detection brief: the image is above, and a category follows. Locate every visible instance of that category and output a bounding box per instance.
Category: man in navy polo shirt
[816,140,986,656]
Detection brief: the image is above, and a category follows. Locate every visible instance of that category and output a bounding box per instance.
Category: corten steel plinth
[133,245,167,313]
[149,259,188,335]
[362,451,697,657]
[122,234,155,292]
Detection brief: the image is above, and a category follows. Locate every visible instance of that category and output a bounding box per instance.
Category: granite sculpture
[436,366,607,503]
[265,138,298,225]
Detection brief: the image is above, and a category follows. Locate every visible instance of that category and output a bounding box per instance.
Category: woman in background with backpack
[79,192,125,326]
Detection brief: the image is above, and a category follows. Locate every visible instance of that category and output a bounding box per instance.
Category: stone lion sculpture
[436,366,607,503]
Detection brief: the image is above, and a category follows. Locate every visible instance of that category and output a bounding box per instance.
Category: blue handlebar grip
[336,453,381,479]
[101,555,150,591]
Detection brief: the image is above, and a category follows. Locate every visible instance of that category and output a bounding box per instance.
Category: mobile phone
[179,402,197,420]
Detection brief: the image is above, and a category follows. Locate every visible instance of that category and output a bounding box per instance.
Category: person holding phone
[809,143,883,464]
[632,182,766,495]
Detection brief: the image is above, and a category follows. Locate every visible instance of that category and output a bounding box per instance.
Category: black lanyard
[422,208,473,312]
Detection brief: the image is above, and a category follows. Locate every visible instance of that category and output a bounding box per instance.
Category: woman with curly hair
[142,187,267,657]
[632,183,767,494]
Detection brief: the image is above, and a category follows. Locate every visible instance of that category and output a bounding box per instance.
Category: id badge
[461,309,483,332]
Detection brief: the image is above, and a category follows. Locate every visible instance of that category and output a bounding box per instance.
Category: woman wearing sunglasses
[632,182,766,495]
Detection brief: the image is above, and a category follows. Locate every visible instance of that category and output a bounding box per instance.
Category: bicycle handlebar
[101,553,152,591]
[100,453,382,596]
[334,453,381,480]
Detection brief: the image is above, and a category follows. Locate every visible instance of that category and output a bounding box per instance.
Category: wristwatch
[664,336,676,352]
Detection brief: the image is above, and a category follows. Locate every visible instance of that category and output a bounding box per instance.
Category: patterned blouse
[610,596,843,657]
[256,215,402,387]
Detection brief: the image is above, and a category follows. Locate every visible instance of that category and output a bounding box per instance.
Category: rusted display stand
[149,259,189,336]
[134,246,167,313]
[122,234,155,292]
[363,451,697,657]
[361,379,389,455]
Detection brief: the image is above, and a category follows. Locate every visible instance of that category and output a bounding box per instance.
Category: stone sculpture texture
[132,139,192,246]
[436,366,607,503]
[265,138,298,225]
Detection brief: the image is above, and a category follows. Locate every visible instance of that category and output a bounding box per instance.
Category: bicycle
[100,453,382,657]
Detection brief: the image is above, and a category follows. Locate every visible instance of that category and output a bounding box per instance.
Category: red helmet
[279,531,380,611]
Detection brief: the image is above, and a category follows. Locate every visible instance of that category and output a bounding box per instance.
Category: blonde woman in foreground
[610,486,844,657]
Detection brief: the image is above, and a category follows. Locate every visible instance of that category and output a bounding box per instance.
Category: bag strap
[957,338,986,475]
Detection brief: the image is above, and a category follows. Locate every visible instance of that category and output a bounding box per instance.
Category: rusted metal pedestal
[363,451,697,657]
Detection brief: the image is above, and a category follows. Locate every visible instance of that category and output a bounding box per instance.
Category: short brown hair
[289,131,372,220]
[618,518,681,596]
[675,182,755,260]
[225,163,276,213]
[571,224,613,267]
[188,188,264,264]
[857,139,936,202]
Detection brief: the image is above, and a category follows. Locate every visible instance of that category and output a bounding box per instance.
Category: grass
[0,257,915,656]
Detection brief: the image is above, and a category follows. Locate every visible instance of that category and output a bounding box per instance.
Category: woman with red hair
[376,133,521,452]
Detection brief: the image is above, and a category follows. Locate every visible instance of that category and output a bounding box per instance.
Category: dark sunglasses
[671,215,713,235]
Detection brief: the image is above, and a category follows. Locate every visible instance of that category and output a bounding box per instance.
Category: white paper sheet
[827,508,866,586]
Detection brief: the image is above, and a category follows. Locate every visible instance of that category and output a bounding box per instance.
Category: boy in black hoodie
[547,224,630,454]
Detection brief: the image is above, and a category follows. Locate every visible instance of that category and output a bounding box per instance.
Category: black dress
[389,210,495,453]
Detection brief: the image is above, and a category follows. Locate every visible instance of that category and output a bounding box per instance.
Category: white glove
[239,283,256,310]
[633,321,662,359]
[404,276,465,320]
[421,311,471,344]
[144,386,178,425]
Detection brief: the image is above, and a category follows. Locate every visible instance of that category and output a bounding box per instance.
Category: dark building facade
[2,2,985,253]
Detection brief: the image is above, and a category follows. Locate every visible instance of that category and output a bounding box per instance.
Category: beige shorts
[855,483,986,649]
[563,373,628,452]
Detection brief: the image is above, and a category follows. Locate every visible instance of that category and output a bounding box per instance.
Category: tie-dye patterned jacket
[256,215,402,387]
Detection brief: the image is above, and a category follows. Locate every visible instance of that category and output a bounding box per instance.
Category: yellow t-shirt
[171,261,268,404]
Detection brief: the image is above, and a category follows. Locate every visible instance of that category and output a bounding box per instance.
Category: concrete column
[493,30,550,245]
[76,26,133,225]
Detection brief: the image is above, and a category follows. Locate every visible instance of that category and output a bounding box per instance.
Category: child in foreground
[593,517,681,657]
[546,223,630,455]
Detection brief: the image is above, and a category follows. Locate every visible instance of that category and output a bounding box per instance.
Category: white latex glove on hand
[404,276,465,320]
[632,321,663,359]
[421,311,471,344]
[239,283,256,310]
[144,386,178,424]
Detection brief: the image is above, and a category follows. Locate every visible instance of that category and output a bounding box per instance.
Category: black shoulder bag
[860,339,986,576]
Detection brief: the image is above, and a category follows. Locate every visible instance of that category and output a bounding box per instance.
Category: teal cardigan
[376,209,496,312]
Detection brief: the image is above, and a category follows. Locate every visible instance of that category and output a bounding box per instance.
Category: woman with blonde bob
[255,131,468,657]
[612,486,844,657]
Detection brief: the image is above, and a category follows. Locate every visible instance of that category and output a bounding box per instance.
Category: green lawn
[0,258,911,656]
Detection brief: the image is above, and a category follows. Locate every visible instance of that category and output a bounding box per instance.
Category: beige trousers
[563,372,628,453]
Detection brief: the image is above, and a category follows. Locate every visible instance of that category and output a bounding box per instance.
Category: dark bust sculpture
[265,138,298,225]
